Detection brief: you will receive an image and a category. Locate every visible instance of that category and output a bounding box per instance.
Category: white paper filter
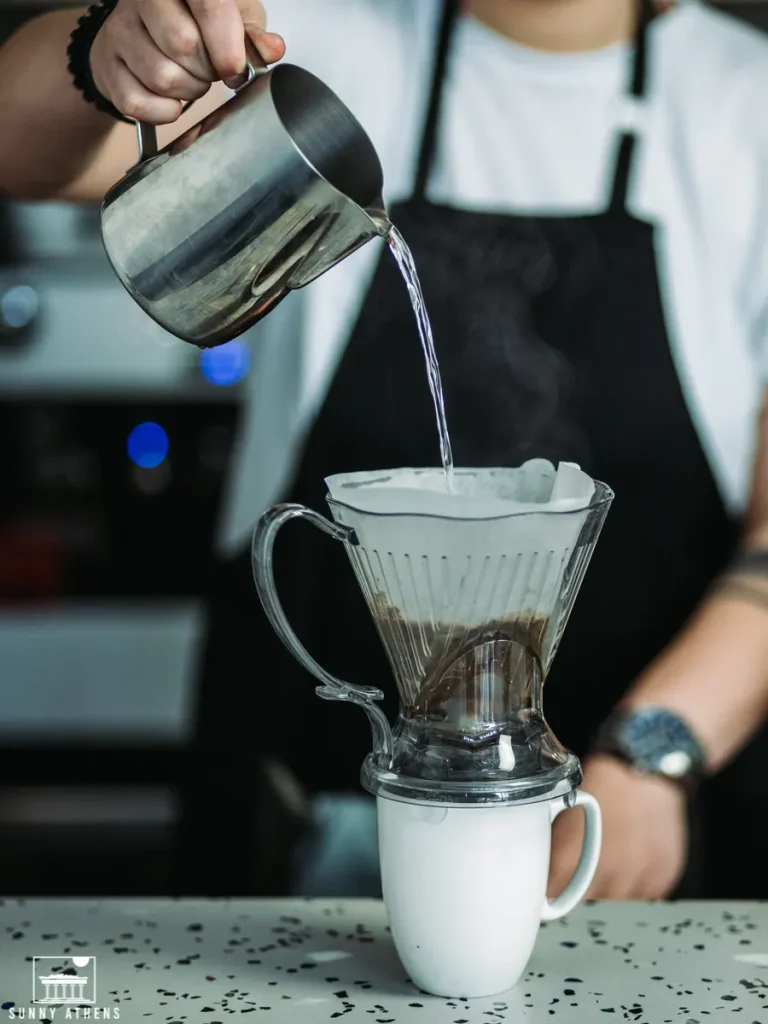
[325,462,596,631]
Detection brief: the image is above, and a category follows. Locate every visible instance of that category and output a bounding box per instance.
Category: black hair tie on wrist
[714,578,768,613]
[67,0,134,125]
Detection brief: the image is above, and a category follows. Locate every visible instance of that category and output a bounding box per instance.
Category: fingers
[137,0,217,81]
[239,0,286,64]
[90,3,207,123]
[105,58,183,125]
[89,0,287,125]
[550,828,682,901]
[128,18,211,101]
[549,810,642,901]
[186,0,250,80]
[547,818,582,900]
[245,27,286,68]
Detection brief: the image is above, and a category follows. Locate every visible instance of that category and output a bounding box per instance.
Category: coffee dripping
[377,611,568,785]
[253,462,613,806]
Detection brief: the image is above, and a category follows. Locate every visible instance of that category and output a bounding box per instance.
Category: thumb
[238,0,286,65]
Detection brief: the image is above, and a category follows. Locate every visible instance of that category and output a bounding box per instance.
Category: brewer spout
[316,683,394,768]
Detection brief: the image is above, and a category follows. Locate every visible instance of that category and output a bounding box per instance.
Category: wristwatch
[593,706,707,793]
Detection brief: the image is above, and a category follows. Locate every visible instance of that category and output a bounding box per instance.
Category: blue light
[127,422,169,469]
[1,285,39,329]
[200,339,251,386]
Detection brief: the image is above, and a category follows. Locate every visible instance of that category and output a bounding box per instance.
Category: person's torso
[219,0,768,553]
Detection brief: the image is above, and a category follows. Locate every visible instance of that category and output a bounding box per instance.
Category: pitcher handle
[541,790,602,922]
[136,40,268,164]
[252,503,393,766]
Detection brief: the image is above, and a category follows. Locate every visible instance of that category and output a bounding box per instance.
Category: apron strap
[413,0,461,201]
[415,0,656,212]
[608,0,655,213]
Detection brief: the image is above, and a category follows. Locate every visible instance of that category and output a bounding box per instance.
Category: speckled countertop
[0,899,767,1022]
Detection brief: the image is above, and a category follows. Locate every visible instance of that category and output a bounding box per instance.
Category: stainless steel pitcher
[100,63,390,348]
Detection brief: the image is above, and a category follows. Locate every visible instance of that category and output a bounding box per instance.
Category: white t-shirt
[217,0,768,554]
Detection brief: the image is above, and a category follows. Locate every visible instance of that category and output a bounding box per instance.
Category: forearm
[0,9,230,203]
[621,573,768,774]
[0,10,118,199]
[618,388,768,773]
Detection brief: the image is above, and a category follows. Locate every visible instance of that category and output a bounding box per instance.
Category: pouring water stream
[387,226,455,490]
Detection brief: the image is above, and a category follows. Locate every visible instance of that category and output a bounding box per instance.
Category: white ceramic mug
[378,790,602,999]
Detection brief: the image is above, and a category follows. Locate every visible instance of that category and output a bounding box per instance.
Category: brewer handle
[541,790,602,922]
[135,39,267,164]
[252,503,394,765]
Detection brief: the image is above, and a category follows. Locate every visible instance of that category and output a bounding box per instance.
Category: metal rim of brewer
[360,753,583,808]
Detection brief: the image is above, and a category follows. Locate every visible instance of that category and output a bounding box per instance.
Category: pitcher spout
[366,197,392,237]
[286,195,391,291]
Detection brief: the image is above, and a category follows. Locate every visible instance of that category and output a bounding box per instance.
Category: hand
[548,754,688,900]
[90,0,286,124]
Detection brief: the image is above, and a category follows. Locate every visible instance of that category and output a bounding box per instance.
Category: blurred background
[0,0,254,896]
[0,0,766,898]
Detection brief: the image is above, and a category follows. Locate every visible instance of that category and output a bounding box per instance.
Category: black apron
[177,0,739,895]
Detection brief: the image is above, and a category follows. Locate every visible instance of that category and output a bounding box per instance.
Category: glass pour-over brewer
[253,460,612,805]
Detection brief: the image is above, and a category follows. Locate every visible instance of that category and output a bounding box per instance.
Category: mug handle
[541,790,602,923]
[251,503,393,764]
[136,39,267,163]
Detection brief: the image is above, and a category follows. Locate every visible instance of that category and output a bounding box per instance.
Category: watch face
[616,708,701,780]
